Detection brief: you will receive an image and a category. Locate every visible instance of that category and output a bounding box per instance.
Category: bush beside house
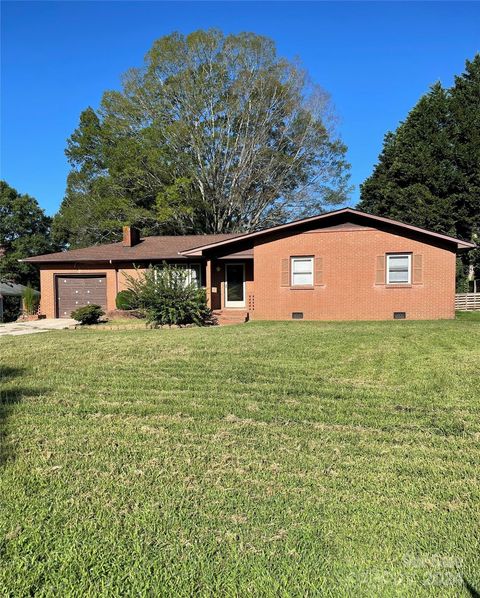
[22,285,40,316]
[123,265,214,327]
[115,289,138,310]
[71,304,105,325]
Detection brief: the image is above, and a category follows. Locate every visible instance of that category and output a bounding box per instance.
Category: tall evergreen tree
[359,55,480,286]
[449,56,480,249]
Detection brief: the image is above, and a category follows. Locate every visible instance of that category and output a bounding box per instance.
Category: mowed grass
[1,316,479,596]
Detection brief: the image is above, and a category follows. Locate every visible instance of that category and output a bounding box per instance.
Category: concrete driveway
[0,318,76,336]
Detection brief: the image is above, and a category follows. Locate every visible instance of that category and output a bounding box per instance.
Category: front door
[225,263,245,308]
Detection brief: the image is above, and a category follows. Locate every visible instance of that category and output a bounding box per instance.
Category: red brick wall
[39,263,171,318]
[38,228,457,321]
[252,227,456,321]
[40,261,209,318]
[39,265,119,318]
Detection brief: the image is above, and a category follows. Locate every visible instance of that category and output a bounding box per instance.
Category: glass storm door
[225,263,245,308]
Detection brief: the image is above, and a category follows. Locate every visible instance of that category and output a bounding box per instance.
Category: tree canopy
[0,181,55,287]
[54,29,351,248]
[358,55,480,283]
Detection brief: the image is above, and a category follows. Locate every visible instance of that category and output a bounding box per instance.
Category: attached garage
[56,275,107,318]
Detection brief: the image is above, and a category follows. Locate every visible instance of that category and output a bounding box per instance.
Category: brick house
[23,208,474,322]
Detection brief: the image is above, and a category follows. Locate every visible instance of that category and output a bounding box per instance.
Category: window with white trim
[188,264,201,287]
[291,256,314,286]
[386,254,411,284]
[172,263,202,287]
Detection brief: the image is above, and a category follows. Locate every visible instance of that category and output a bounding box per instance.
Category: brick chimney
[123,226,141,247]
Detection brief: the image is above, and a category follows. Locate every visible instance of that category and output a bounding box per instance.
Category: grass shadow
[0,366,49,467]
[464,578,480,598]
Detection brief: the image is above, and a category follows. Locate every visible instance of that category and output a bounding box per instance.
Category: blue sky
[1,1,479,216]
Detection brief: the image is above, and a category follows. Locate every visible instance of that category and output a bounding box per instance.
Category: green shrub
[71,304,105,325]
[115,289,137,310]
[123,264,213,327]
[2,296,21,322]
[22,284,39,315]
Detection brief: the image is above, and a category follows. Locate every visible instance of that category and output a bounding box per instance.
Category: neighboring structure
[0,282,39,322]
[23,208,475,322]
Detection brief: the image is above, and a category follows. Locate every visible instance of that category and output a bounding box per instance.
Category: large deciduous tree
[358,55,480,287]
[0,181,55,287]
[54,30,351,248]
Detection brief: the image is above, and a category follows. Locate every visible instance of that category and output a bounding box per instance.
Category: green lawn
[1,316,479,596]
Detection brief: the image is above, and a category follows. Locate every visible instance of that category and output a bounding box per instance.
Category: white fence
[455,293,480,311]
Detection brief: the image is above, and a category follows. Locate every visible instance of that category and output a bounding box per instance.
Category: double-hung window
[291,257,314,286]
[166,263,202,287]
[386,254,411,284]
[187,264,201,287]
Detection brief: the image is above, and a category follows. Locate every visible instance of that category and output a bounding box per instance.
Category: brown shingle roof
[180,208,476,255]
[22,234,241,263]
[23,208,475,265]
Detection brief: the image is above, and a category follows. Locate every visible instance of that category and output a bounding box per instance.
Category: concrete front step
[213,310,249,325]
